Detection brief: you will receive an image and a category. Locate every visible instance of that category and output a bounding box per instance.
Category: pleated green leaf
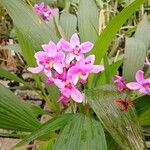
[0,84,41,132]
[53,114,107,150]
[134,16,150,49]
[123,38,147,81]
[14,114,74,148]
[78,0,99,43]
[89,0,148,88]
[1,0,59,50]
[86,84,146,150]
[60,12,77,40]
[106,133,122,150]
[134,95,150,126]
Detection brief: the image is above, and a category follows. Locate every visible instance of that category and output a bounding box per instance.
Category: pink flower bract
[114,75,126,92]
[34,3,58,21]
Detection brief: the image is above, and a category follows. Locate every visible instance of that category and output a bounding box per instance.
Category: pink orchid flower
[126,70,150,95]
[54,79,83,103]
[58,95,70,106]
[145,57,150,66]
[60,33,93,64]
[114,75,126,92]
[68,55,104,85]
[27,41,65,77]
[34,3,58,21]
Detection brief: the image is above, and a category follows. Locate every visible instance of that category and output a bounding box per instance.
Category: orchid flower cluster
[27,33,104,105]
[34,3,58,21]
[114,57,150,95]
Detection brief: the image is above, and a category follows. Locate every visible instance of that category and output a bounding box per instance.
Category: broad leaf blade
[86,84,146,150]
[60,12,77,40]
[134,16,150,49]
[0,84,41,132]
[14,114,73,148]
[78,0,99,43]
[134,95,150,126]
[123,38,147,81]
[53,114,107,150]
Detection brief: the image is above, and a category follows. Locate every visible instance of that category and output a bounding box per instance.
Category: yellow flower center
[49,61,54,68]
[78,72,83,78]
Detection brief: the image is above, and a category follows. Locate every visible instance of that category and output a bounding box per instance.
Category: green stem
[63,0,71,12]
[103,54,110,83]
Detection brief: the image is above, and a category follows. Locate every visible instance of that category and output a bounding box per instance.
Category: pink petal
[118,82,125,92]
[70,33,80,46]
[65,53,75,64]
[54,52,65,63]
[114,75,122,83]
[85,55,95,64]
[42,41,57,56]
[75,54,84,61]
[46,77,54,84]
[51,8,59,16]
[61,88,71,98]
[54,79,65,89]
[27,65,43,73]
[72,75,79,85]
[71,88,82,103]
[135,70,144,84]
[34,51,48,60]
[139,87,150,95]
[53,63,63,74]
[80,42,93,53]
[60,39,72,52]
[81,74,88,81]
[57,40,62,51]
[58,96,69,106]
[126,82,141,90]
[92,65,104,73]
[44,68,52,77]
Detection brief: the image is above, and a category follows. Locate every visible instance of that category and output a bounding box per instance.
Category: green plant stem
[64,0,71,12]
[103,54,110,83]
